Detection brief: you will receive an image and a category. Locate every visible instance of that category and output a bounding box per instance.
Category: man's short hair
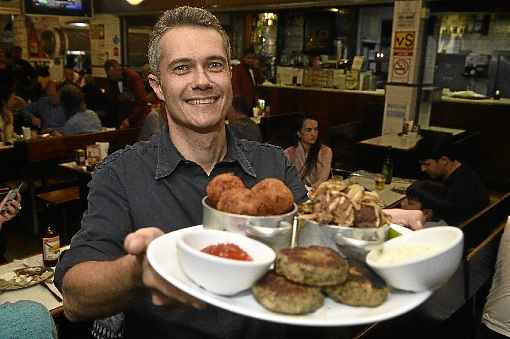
[147,6,231,78]
[415,134,458,161]
[104,59,120,72]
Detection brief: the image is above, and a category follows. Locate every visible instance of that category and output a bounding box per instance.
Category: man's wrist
[119,254,144,291]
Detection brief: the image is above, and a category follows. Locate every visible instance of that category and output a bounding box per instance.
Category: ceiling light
[67,19,89,28]
[126,0,144,5]
[69,22,89,28]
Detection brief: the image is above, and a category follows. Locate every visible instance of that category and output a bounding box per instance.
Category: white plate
[147,226,431,327]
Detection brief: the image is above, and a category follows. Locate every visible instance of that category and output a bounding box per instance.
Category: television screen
[24,0,93,17]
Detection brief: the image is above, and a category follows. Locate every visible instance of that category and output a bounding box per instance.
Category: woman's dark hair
[293,113,321,181]
[60,84,85,119]
[406,180,447,212]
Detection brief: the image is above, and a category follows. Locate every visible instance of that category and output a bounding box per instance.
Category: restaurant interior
[1,0,510,338]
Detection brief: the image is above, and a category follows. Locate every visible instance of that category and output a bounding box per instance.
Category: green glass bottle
[382,147,393,184]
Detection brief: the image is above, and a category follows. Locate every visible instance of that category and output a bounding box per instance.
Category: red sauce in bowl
[201,243,253,261]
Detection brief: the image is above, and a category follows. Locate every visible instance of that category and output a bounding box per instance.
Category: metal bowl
[201,197,298,251]
[298,219,389,260]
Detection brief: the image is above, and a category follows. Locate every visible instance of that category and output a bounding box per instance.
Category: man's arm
[61,255,141,321]
[61,228,204,321]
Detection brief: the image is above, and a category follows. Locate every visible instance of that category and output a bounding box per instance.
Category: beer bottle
[42,225,60,267]
[382,147,394,185]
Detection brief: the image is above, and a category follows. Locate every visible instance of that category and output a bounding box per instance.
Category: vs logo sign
[394,32,415,50]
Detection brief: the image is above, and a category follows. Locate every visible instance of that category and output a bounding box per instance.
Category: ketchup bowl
[176,229,276,296]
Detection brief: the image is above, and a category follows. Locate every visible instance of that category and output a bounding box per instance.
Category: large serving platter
[147,225,431,327]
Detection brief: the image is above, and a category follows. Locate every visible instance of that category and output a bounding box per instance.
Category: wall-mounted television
[23,0,93,17]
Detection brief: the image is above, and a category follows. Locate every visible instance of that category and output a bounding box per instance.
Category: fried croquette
[252,272,324,315]
[207,173,246,207]
[323,260,389,307]
[216,187,266,216]
[251,178,294,215]
[275,246,348,286]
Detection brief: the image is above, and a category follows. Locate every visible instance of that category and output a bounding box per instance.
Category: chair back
[259,113,301,149]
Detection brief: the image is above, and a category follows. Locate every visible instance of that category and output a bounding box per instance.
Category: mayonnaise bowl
[366,226,463,292]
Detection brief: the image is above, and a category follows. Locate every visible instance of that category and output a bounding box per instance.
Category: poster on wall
[90,15,120,77]
[388,0,423,84]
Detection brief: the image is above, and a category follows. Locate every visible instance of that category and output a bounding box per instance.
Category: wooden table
[0,253,63,317]
[360,133,421,151]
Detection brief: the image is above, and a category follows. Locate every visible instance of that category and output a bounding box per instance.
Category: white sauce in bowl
[371,243,443,266]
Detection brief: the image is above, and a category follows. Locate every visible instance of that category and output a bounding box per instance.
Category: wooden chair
[36,186,80,245]
[259,113,300,149]
[328,121,361,171]
[19,128,140,235]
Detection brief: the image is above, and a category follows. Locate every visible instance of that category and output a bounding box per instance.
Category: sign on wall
[388,0,424,84]
[90,14,121,77]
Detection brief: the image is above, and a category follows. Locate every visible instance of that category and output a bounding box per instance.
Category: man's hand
[383,209,425,230]
[124,227,206,309]
[0,193,21,228]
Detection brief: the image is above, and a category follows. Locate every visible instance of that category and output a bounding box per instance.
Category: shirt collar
[155,125,183,180]
[223,126,257,178]
[154,124,257,180]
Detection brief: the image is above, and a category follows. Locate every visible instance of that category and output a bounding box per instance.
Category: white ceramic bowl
[176,229,276,296]
[366,226,463,292]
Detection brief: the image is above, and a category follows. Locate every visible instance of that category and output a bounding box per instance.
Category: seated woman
[59,84,102,136]
[284,114,332,189]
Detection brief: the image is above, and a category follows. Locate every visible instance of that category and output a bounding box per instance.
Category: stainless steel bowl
[298,219,389,260]
[202,197,298,251]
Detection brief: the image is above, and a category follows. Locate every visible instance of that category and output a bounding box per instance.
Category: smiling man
[54,7,306,339]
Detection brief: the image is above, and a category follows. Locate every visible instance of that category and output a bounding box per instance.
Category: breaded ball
[252,271,324,315]
[275,246,349,286]
[207,173,245,208]
[324,260,388,307]
[216,187,265,216]
[251,178,294,215]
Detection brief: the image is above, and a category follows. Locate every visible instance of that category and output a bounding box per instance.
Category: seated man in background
[19,80,66,132]
[103,59,153,129]
[59,84,102,135]
[227,96,261,142]
[414,134,489,225]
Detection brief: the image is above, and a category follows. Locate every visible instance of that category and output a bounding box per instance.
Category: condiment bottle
[42,225,60,267]
[382,147,394,185]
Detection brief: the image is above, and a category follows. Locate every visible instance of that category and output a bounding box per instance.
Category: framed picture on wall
[303,12,335,55]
